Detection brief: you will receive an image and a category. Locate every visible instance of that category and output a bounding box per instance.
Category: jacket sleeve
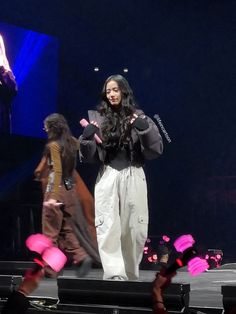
[136,115,163,160]
[48,142,62,199]
[78,135,100,163]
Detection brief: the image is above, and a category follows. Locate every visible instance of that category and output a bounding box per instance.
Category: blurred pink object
[26,234,53,255]
[153,254,158,261]
[188,257,209,276]
[42,247,67,272]
[162,235,170,242]
[80,118,102,144]
[174,234,195,253]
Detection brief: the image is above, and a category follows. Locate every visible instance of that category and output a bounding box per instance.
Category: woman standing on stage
[36,113,99,276]
[79,74,163,280]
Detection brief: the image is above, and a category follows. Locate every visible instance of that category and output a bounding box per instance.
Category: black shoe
[75,256,93,278]
[109,276,125,281]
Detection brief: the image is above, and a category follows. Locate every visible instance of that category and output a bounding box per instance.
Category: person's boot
[75,256,93,278]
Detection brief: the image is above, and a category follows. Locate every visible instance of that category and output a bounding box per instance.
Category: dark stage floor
[1,262,236,313]
[31,264,236,312]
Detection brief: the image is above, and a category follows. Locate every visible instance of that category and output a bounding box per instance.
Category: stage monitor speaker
[0,261,34,276]
[0,275,22,298]
[57,278,190,313]
[222,285,236,313]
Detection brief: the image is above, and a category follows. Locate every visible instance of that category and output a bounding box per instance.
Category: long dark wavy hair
[44,113,77,177]
[98,74,137,148]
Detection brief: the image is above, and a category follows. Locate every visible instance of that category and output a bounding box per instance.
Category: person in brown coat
[35,113,99,277]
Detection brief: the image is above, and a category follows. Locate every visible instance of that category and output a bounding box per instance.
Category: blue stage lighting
[13,31,51,87]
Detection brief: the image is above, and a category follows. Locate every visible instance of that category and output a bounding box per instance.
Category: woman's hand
[130,113,149,131]
[90,120,99,128]
[43,198,63,209]
[82,121,99,140]
[130,113,138,124]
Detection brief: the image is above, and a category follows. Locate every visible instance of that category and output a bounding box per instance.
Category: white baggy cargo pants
[95,165,149,280]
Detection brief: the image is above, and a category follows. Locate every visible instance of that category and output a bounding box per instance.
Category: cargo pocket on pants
[137,215,148,246]
[95,215,105,236]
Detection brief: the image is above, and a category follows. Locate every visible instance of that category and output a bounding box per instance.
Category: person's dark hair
[44,113,77,177]
[98,75,137,148]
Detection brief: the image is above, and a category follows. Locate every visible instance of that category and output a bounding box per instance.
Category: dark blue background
[0,22,58,137]
[0,0,235,260]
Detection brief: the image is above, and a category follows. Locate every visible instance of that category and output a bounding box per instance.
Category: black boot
[75,256,93,278]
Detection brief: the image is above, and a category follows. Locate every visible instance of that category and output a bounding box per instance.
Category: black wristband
[83,124,98,140]
[132,117,149,131]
